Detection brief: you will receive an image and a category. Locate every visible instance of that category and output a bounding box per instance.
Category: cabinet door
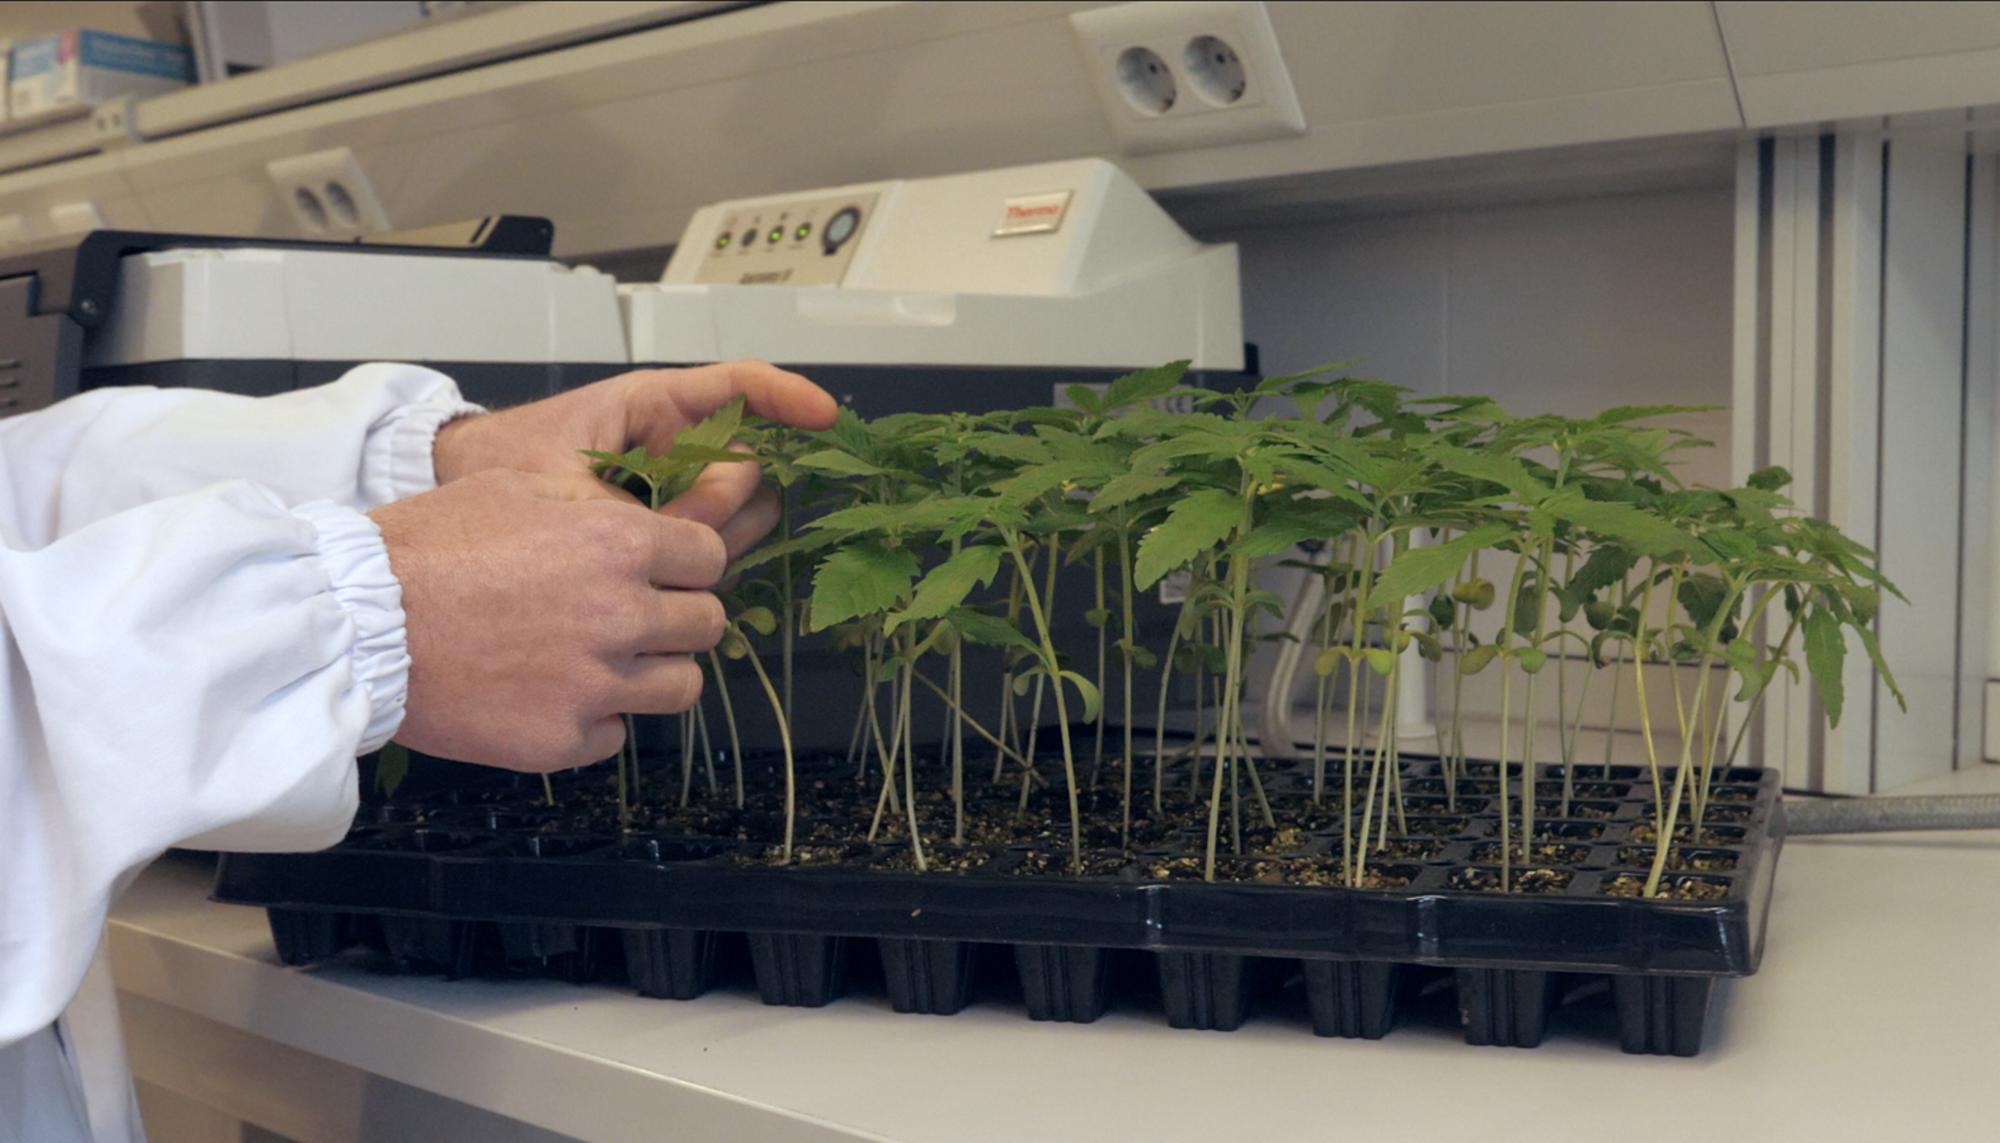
[1717,1,2000,126]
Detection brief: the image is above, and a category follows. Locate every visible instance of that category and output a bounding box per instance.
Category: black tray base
[229,758,1782,1058]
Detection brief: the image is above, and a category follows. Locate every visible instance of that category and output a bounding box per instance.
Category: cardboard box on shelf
[9,29,192,120]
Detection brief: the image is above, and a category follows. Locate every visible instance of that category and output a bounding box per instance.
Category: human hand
[369,469,727,771]
[431,360,838,559]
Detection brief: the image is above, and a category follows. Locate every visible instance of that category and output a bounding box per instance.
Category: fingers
[623,360,840,454]
[615,589,726,656]
[611,653,705,715]
[715,485,782,561]
[658,443,762,531]
[645,513,728,589]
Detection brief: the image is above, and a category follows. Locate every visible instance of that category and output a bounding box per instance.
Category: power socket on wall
[266,147,392,240]
[1069,1,1305,155]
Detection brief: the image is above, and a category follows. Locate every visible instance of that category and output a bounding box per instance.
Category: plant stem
[910,670,1044,784]
[1090,544,1108,787]
[1117,525,1138,848]
[897,633,927,871]
[707,649,746,809]
[737,641,795,863]
[1003,531,1083,873]
[1203,485,1255,882]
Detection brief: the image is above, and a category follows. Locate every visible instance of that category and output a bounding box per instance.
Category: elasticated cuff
[295,500,409,753]
[371,394,484,505]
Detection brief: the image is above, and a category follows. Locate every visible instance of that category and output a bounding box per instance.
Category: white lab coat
[0,364,478,1142]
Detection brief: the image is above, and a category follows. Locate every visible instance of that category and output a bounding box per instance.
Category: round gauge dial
[822,206,862,254]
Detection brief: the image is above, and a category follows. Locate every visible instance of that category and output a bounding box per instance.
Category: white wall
[1203,184,1737,749]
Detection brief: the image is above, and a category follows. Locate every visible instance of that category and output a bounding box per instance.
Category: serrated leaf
[795,449,887,477]
[885,546,1002,632]
[1541,491,1696,559]
[1368,524,1509,605]
[1090,472,1179,512]
[1134,489,1241,589]
[1803,606,1845,727]
[1429,444,1551,503]
[1557,544,1636,620]
[1852,623,1906,712]
[676,395,746,452]
[1100,360,1190,411]
[945,608,1039,657]
[807,544,921,632]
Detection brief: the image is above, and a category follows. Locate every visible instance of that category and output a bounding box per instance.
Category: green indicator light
[795,223,812,241]
[768,226,785,244]
[715,232,731,250]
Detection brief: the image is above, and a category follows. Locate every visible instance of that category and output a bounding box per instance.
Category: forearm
[0,481,406,1045]
[0,363,478,548]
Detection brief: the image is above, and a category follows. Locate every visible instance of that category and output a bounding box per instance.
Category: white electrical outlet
[1069,1,1305,155]
[267,147,392,239]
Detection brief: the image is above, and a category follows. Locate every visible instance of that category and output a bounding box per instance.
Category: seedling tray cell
[215,757,1783,1056]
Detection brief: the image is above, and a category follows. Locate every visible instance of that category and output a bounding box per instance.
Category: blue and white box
[9,29,193,120]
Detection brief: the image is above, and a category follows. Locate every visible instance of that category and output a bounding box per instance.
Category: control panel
[692,191,879,287]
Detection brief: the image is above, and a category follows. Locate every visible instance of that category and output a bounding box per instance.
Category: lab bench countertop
[108,766,2000,1143]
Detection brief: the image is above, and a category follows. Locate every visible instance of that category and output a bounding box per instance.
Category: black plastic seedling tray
[214,756,1784,1056]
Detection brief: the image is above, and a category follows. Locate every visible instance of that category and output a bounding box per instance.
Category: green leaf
[676,396,746,451]
[1452,577,1497,610]
[1591,403,1722,426]
[1427,594,1456,630]
[1512,578,1543,638]
[1736,658,1779,703]
[374,742,410,799]
[1091,473,1180,512]
[1100,360,1190,411]
[1364,648,1396,676]
[1747,465,1793,492]
[807,544,921,632]
[1803,606,1846,727]
[1084,606,1111,628]
[1368,524,1509,605]
[1129,644,1159,670]
[1134,489,1241,589]
[1516,648,1548,674]
[1458,644,1500,675]
[737,606,778,636]
[1852,623,1907,713]
[1059,670,1103,722]
[1313,647,1344,677]
[945,608,1039,657]
[1428,444,1550,503]
[886,546,1002,631]
[1541,491,1696,559]
[795,449,887,477]
[1557,545,1636,620]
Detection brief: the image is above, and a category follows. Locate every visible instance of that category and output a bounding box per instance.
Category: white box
[9,29,192,119]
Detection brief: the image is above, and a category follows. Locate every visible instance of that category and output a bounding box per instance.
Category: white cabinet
[1717,1,2000,127]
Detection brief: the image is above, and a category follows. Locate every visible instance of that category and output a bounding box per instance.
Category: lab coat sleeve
[0,482,408,1047]
[0,362,479,549]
